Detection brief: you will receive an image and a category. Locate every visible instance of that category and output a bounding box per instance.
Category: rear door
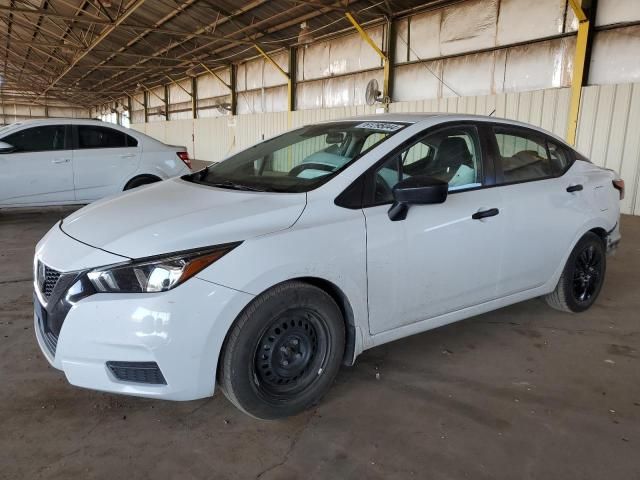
[0,124,74,206]
[72,124,141,201]
[486,124,589,296]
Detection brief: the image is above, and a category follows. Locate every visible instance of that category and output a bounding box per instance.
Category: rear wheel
[219,281,345,420]
[123,175,161,190]
[545,232,606,313]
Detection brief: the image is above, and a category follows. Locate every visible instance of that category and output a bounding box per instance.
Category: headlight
[87,243,240,293]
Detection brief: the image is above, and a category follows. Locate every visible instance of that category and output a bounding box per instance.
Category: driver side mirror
[388,175,448,221]
[0,141,15,153]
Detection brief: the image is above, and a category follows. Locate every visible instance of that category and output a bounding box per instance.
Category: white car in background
[0,118,191,207]
[33,114,623,420]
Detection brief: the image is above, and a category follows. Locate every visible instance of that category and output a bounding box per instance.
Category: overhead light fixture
[297,22,314,47]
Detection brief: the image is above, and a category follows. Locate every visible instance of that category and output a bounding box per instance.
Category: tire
[123,175,161,190]
[218,281,345,420]
[545,232,606,313]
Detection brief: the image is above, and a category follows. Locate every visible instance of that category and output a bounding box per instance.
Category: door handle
[472,208,500,220]
[119,153,136,158]
[52,158,71,164]
[566,184,583,193]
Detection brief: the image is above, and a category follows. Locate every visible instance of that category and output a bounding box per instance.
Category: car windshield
[183,120,407,193]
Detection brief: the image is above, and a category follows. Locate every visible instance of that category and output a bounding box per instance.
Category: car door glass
[492,128,554,183]
[3,125,66,152]
[547,140,571,175]
[372,126,482,204]
[77,126,128,149]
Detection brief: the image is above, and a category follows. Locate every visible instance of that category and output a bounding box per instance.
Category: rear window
[77,126,138,149]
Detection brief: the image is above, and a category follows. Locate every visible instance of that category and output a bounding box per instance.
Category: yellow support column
[345,12,391,105]
[254,44,293,112]
[567,0,592,146]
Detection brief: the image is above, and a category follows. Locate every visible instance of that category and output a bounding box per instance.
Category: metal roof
[0,0,456,108]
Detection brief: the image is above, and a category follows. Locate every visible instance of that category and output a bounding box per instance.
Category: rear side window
[492,127,568,184]
[547,140,572,172]
[3,125,66,152]
[77,126,138,149]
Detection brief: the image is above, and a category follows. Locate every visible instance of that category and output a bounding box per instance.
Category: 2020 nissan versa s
[33,114,623,419]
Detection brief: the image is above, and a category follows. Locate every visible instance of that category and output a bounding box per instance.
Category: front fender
[196,207,369,350]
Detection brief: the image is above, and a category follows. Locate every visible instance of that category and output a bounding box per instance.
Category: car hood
[61,178,307,258]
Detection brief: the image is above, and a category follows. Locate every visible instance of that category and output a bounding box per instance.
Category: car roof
[3,118,114,128]
[329,113,571,148]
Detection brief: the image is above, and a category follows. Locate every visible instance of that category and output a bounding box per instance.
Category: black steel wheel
[219,281,345,419]
[572,243,604,304]
[254,309,329,397]
[545,232,606,313]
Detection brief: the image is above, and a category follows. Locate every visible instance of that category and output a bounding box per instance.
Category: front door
[0,125,74,206]
[363,124,505,335]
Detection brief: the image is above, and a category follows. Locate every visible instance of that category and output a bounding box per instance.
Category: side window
[77,126,129,149]
[3,125,66,153]
[371,126,482,204]
[547,140,572,174]
[492,127,553,183]
[125,134,138,147]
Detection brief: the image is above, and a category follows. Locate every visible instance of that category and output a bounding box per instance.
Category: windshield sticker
[354,122,404,132]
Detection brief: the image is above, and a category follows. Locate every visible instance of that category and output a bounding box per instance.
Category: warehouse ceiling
[0,0,451,107]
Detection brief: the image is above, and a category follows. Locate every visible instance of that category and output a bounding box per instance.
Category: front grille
[106,361,167,385]
[34,294,58,356]
[38,261,62,300]
[33,266,95,361]
[41,328,58,356]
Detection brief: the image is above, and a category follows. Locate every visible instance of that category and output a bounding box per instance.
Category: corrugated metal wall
[132,82,640,216]
[0,104,90,124]
[576,83,640,216]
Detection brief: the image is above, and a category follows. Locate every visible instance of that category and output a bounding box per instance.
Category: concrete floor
[1,207,639,480]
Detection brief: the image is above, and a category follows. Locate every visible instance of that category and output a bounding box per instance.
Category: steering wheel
[289,162,336,177]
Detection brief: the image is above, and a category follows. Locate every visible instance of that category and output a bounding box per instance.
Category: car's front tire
[218,281,345,420]
[545,232,606,313]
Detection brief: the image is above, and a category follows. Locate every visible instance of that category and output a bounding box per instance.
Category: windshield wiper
[208,181,267,192]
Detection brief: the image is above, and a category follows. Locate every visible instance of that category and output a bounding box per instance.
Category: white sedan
[0,118,191,207]
[33,114,623,419]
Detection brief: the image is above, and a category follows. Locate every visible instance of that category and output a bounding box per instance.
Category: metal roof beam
[36,0,148,99]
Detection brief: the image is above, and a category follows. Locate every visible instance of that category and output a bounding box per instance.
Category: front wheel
[545,232,606,313]
[218,281,345,420]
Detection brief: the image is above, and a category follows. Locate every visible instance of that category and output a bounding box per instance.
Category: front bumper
[35,277,253,401]
[34,224,254,401]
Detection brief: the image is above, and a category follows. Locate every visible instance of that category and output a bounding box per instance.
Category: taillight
[613,179,625,200]
[177,151,191,169]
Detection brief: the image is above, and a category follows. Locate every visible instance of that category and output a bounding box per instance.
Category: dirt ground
[1,207,639,479]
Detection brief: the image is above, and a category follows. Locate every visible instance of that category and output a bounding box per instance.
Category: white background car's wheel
[123,175,161,190]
